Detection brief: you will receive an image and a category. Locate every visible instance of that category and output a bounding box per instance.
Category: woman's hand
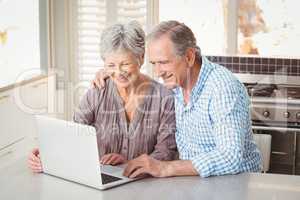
[28,148,43,173]
[91,69,111,89]
[100,153,127,166]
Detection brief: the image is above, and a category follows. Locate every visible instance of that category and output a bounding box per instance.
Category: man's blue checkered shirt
[173,57,262,177]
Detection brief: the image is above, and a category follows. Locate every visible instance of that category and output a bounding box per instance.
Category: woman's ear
[185,48,196,68]
[139,54,145,67]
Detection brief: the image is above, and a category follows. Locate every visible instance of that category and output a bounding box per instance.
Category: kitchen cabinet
[0,90,23,150]
[0,76,55,164]
[0,137,37,170]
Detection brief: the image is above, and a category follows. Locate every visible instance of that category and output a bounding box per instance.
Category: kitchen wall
[206,56,300,76]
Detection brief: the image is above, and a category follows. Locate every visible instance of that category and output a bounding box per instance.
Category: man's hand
[91,69,111,89]
[28,148,43,173]
[123,154,169,178]
[100,153,127,166]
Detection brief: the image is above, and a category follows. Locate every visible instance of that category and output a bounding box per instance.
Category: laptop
[35,115,137,190]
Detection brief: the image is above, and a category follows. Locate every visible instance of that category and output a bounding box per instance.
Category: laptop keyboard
[101,173,122,185]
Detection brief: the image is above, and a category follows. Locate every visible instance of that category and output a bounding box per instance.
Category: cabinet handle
[272,151,288,155]
[0,95,9,101]
[0,150,13,158]
[0,137,25,152]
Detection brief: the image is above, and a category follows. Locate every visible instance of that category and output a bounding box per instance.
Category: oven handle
[252,125,300,132]
[271,151,288,156]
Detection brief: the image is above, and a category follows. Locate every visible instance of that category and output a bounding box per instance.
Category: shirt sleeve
[191,80,250,177]
[150,92,178,161]
[73,88,101,125]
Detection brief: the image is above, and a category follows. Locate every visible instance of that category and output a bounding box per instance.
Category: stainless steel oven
[244,82,300,175]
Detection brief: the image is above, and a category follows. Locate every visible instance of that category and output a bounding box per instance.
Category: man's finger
[100,71,111,87]
[100,78,105,88]
[94,78,102,89]
[91,80,96,88]
[123,161,144,177]
[128,167,147,178]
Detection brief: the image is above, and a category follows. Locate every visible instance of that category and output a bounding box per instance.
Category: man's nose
[154,63,163,77]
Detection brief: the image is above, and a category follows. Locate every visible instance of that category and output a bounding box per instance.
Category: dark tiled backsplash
[206,56,300,76]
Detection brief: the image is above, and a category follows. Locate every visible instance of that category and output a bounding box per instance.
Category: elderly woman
[28,21,177,172]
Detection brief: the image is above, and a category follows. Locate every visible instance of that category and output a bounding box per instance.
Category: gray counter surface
[1,157,300,200]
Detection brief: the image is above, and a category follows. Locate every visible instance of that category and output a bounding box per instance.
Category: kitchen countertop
[1,157,300,200]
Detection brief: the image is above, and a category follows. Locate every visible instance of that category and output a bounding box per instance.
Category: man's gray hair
[148,20,201,63]
[100,21,145,62]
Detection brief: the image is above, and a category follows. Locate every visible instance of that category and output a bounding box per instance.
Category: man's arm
[123,155,198,178]
[190,80,250,177]
[164,160,199,176]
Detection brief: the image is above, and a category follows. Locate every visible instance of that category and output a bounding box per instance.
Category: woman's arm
[150,92,177,161]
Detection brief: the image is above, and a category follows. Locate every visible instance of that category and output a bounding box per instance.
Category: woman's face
[104,50,142,89]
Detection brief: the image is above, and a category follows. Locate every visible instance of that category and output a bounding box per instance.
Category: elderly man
[94,20,262,178]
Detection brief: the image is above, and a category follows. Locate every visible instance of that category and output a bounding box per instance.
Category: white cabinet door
[0,90,26,150]
[0,77,52,153]
[12,78,48,116]
[0,136,37,170]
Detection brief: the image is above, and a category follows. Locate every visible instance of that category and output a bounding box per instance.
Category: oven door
[253,125,299,175]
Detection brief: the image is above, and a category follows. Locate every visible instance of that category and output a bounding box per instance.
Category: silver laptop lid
[35,115,102,188]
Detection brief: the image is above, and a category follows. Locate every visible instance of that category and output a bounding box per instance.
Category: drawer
[0,137,34,170]
[0,90,23,149]
[12,78,48,115]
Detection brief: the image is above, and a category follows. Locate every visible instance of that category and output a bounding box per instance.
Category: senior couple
[28,20,262,178]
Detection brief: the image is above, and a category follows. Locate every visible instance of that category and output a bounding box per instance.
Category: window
[159,0,227,56]
[0,0,48,89]
[159,0,300,58]
[73,0,149,86]
[238,0,300,57]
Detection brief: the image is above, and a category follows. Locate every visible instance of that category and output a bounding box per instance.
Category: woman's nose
[117,65,127,73]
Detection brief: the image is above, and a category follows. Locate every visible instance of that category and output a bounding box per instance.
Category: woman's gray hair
[100,21,145,63]
[147,20,201,63]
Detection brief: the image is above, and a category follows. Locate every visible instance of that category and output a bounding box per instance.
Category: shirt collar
[173,56,214,108]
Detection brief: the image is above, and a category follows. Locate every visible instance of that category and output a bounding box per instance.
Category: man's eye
[160,61,169,65]
[107,65,115,68]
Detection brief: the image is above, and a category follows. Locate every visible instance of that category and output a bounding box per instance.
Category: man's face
[148,36,188,89]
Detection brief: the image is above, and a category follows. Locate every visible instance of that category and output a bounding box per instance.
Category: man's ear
[185,48,196,68]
